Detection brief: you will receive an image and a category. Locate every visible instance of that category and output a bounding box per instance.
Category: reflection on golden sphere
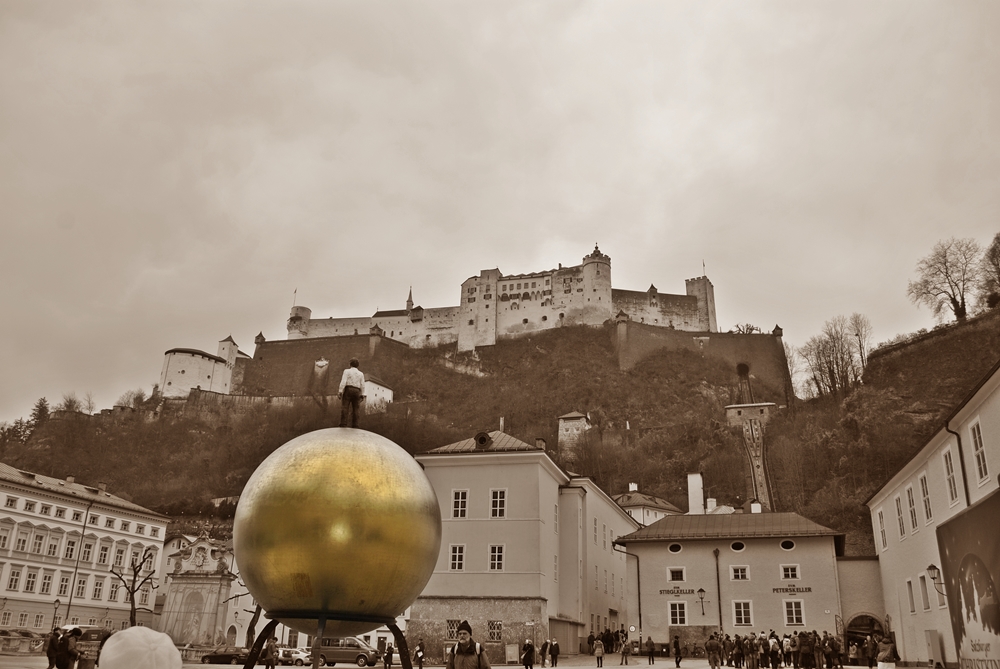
[233,428,441,637]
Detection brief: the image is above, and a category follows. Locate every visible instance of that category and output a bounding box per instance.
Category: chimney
[499,417,505,433]
[98,482,107,493]
[687,473,704,515]
[66,476,75,484]
[707,498,717,512]
[628,483,638,492]
[751,501,762,514]
[535,438,546,450]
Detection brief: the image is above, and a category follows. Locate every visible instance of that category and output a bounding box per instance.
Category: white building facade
[866,358,1000,669]
[0,463,168,632]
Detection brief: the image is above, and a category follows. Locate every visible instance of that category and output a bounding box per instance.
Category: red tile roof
[617,512,837,543]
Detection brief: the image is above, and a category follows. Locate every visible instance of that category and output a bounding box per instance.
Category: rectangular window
[603,524,607,550]
[0,611,9,626]
[0,529,8,549]
[40,505,50,515]
[972,422,989,482]
[4,497,16,509]
[114,548,124,567]
[669,568,686,582]
[93,579,104,599]
[449,545,465,571]
[98,546,109,564]
[490,490,506,518]
[944,450,959,503]
[906,579,916,613]
[33,614,44,629]
[89,515,99,525]
[784,601,804,626]
[32,535,43,553]
[734,601,752,626]
[71,511,81,522]
[136,524,145,535]
[64,540,76,560]
[554,504,559,534]
[906,486,918,531]
[105,518,115,528]
[554,555,558,581]
[669,602,687,626]
[452,490,467,519]
[24,572,36,592]
[109,582,120,602]
[23,502,35,512]
[920,474,933,522]
[17,613,27,628]
[488,621,502,642]
[781,565,799,580]
[58,576,70,597]
[877,510,887,550]
[14,533,27,552]
[7,569,20,590]
[150,528,159,538]
[40,573,52,595]
[731,566,748,581]
[595,565,598,590]
[75,577,87,598]
[446,620,460,640]
[919,575,930,611]
[594,518,598,544]
[489,545,504,571]
[139,586,149,605]
[604,569,608,593]
[895,496,906,538]
[47,542,58,557]
[54,508,65,519]
[82,543,92,562]
[120,521,129,532]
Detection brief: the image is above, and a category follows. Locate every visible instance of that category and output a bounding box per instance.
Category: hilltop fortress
[288,245,718,352]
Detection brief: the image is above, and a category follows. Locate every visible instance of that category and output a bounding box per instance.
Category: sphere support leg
[390,622,413,669]
[244,619,280,669]
[313,616,328,669]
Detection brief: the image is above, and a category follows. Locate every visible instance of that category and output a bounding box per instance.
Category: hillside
[5,313,1000,556]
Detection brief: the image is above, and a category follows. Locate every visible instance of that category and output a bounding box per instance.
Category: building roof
[163,348,226,364]
[427,430,542,453]
[616,511,839,543]
[612,491,683,514]
[372,309,408,318]
[559,411,587,420]
[0,462,168,519]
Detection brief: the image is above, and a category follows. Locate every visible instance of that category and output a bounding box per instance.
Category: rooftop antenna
[702,260,706,276]
[292,288,297,307]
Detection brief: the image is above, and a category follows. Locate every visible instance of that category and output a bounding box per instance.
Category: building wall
[866,364,1000,668]
[835,558,885,633]
[0,478,167,633]
[159,351,232,399]
[628,535,841,644]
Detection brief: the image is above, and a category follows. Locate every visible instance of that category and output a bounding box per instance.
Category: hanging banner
[937,489,1000,669]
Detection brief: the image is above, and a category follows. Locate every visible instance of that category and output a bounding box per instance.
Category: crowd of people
[696,631,897,669]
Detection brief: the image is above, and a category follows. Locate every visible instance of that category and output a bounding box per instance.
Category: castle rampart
[287,246,718,352]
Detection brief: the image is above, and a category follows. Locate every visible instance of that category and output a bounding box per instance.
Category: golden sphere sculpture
[233,428,441,637]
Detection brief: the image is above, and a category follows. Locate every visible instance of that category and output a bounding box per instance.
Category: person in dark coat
[384,644,395,669]
[414,638,426,669]
[541,639,550,667]
[522,640,536,669]
[54,627,81,669]
[672,636,682,668]
[550,640,560,667]
[46,628,61,669]
[646,637,656,665]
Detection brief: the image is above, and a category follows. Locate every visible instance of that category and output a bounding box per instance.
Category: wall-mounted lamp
[697,588,706,615]
[927,564,945,595]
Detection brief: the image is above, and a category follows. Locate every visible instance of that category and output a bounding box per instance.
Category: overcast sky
[2,1,998,423]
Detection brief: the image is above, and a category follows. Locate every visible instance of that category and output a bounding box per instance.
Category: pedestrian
[596,639,606,668]
[646,637,656,665]
[97,626,182,669]
[414,638,426,669]
[46,628,61,669]
[732,636,743,669]
[385,644,395,669]
[724,635,734,667]
[790,634,799,669]
[589,633,596,656]
[550,639,560,667]
[338,358,366,428]
[54,627,81,669]
[265,636,278,669]
[797,633,813,669]
[621,637,630,666]
[744,634,759,669]
[875,635,897,669]
[672,636,681,669]
[813,633,824,669]
[848,643,858,666]
[706,634,723,669]
[541,639,550,667]
[783,636,792,667]
[447,622,491,669]
[862,636,877,669]
[522,639,536,669]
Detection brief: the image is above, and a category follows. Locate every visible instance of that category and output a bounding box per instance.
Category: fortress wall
[233,334,408,397]
[159,352,232,399]
[296,316,372,338]
[612,289,702,330]
[615,320,792,404]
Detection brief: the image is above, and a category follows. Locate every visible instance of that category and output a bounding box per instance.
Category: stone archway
[227,625,237,645]
[844,613,885,649]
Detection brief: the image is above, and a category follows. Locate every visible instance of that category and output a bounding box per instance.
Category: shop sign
[659,586,695,596]
[772,586,812,594]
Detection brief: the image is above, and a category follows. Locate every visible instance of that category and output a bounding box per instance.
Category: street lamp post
[926,564,945,595]
[697,589,706,615]
[53,599,61,628]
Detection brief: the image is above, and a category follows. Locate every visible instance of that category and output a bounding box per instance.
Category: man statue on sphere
[338,358,366,428]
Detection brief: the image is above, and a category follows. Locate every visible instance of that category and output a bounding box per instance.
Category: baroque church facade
[287,246,718,352]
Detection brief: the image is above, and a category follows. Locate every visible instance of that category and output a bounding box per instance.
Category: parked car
[201,645,251,664]
[280,647,312,666]
[308,637,381,667]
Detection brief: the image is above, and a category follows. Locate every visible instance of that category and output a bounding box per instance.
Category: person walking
[550,639,560,667]
[541,639,550,667]
[264,636,278,669]
[620,637,630,666]
[596,638,606,668]
[447,622,491,669]
[646,637,656,665]
[414,638,426,669]
[862,636,877,669]
[672,636,681,669]
[706,634,723,669]
[522,640,536,669]
[46,628,61,669]
[338,358,366,428]
[589,633,596,656]
[385,644,395,669]
[54,627,81,669]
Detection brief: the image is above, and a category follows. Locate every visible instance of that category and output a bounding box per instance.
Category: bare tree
[907,237,982,321]
[729,323,761,334]
[799,316,862,397]
[109,545,158,626]
[980,232,1000,309]
[56,393,82,413]
[847,313,873,371]
[83,392,96,415]
[116,388,147,409]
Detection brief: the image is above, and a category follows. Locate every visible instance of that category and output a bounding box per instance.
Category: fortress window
[468,320,474,326]
[545,279,550,285]
[180,370,185,374]
[207,375,211,379]
[542,316,547,321]
[531,282,536,288]
[523,319,528,324]
[559,313,564,319]
[167,382,171,386]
